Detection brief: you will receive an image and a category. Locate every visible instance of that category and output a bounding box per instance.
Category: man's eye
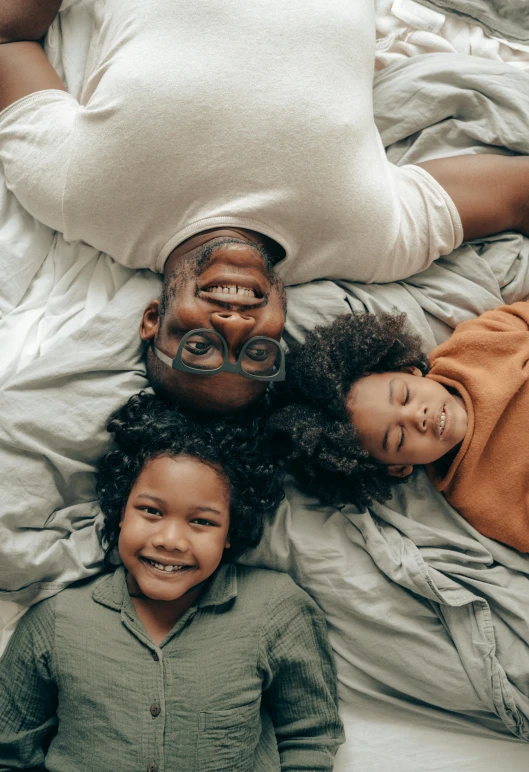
[245,347,268,362]
[185,339,212,355]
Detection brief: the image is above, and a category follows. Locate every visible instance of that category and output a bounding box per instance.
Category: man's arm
[0,0,65,113]
[0,41,65,112]
[0,0,62,44]
[418,155,529,241]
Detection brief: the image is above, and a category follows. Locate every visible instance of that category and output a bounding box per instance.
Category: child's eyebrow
[388,378,396,403]
[193,506,224,517]
[137,493,165,505]
[382,378,397,452]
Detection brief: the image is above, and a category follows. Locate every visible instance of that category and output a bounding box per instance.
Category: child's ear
[387,464,414,479]
[400,366,423,377]
[224,538,231,550]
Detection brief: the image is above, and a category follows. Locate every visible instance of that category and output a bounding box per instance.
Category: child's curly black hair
[268,312,429,507]
[97,392,284,569]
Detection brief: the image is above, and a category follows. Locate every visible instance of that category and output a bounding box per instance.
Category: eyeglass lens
[181,331,281,375]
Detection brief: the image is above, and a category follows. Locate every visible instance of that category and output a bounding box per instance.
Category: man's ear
[140,300,161,342]
[387,464,414,479]
[400,365,423,377]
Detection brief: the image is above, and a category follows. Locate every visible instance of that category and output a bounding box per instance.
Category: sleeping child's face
[347,367,468,477]
[118,455,231,602]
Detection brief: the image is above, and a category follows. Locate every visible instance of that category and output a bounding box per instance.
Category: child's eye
[139,506,162,517]
[403,385,410,405]
[398,427,405,450]
[192,518,217,527]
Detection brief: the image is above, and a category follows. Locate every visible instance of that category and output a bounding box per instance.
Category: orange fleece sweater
[426,300,529,552]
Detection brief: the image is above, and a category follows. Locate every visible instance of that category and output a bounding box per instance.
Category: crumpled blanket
[415,0,529,43]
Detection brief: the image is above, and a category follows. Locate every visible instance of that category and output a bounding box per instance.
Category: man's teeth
[439,408,446,437]
[145,558,188,573]
[206,285,256,297]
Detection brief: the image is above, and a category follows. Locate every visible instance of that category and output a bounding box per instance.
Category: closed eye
[398,427,405,450]
[404,385,410,405]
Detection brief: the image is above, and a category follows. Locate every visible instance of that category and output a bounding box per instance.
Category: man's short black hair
[268,312,429,507]
[97,392,284,568]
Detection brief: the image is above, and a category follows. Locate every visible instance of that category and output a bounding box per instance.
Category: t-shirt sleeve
[370,163,464,283]
[259,575,345,772]
[0,90,78,235]
[0,598,58,771]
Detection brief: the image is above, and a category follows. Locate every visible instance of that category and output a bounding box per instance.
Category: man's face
[140,237,286,414]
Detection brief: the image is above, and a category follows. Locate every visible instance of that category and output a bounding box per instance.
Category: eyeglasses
[153,329,285,382]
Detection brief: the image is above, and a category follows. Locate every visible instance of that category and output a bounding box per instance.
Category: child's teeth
[149,559,184,572]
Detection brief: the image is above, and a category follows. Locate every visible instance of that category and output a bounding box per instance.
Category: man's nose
[210,312,256,358]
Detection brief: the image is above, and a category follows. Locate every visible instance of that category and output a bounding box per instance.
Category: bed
[2,1,529,769]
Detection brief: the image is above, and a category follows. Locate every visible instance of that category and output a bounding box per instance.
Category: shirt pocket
[195,696,261,772]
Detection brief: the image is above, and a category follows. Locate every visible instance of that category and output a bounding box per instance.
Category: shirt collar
[92,563,238,612]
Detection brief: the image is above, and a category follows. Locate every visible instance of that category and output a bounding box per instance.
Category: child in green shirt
[0,393,344,772]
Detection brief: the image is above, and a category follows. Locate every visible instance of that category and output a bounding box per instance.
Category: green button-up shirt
[0,564,343,772]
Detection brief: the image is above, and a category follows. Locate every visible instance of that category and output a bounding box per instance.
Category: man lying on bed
[2,1,529,416]
[269,302,529,552]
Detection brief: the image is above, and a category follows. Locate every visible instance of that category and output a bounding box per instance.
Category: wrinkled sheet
[414,0,529,43]
[1,1,529,767]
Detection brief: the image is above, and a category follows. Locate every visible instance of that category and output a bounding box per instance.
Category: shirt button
[150,703,161,718]
[147,764,159,772]
[152,652,159,662]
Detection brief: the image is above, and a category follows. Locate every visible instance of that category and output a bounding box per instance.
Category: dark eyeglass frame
[153,328,286,382]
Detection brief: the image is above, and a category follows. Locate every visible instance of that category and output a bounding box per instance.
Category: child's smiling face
[118,455,231,602]
[347,367,468,478]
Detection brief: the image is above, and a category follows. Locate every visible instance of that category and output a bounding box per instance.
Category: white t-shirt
[0,0,462,284]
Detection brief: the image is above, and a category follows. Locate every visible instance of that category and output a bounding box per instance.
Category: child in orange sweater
[270,302,529,551]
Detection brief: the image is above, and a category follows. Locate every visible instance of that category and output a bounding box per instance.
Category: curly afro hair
[97,392,284,569]
[268,311,429,507]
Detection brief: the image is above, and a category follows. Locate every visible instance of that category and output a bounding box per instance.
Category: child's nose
[407,404,428,432]
[153,522,190,552]
[416,405,428,432]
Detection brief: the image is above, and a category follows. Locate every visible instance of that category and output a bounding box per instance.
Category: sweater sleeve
[448,301,529,341]
[0,598,58,771]
[259,576,345,772]
[430,300,529,369]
